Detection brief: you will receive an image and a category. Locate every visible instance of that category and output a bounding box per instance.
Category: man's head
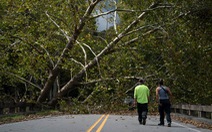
[157,79,163,85]
[138,79,145,84]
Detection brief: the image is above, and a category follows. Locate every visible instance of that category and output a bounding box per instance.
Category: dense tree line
[0,0,211,112]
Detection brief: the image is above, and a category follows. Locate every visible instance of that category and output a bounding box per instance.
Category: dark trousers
[158,99,171,124]
[137,103,148,122]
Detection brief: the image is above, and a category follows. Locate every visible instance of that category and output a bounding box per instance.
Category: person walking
[134,79,150,125]
[156,79,172,127]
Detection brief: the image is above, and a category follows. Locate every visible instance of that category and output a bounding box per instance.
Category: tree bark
[41,2,160,105]
[37,0,101,103]
[48,3,159,105]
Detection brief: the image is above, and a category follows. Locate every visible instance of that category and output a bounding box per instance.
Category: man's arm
[155,87,159,102]
[134,88,137,106]
[148,88,150,103]
[167,87,172,96]
[134,98,137,106]
[167,87,172,102]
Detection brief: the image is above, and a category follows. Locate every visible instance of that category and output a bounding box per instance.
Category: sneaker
[158,123,164,126]
[168,123,171,127]
[142,119,146,125]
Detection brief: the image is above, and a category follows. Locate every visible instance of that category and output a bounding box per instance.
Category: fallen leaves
[172,115,212,130]
[0,110,211,131]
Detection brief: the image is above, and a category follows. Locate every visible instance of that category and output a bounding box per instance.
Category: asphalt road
[0,114,211,132]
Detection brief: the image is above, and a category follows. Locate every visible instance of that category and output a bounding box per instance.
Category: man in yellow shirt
[134,79,150,125]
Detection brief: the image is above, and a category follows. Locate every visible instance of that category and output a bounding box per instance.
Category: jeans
[158,99,171,124]
[137,103,148,122]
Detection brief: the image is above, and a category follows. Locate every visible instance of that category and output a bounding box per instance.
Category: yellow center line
[86,114,105,132]
[96,114,109,132]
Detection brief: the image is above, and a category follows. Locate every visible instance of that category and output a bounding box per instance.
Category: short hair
[139,79,145,83]
[157,79,163,85]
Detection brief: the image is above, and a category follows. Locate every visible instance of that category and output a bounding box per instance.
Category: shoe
[168,123,171,127]
[139,120,142,125]
[158,123,164,126]
[142,119,146,125]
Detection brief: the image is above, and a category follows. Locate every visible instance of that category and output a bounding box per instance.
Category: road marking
[86,114,105,132]
[96,114,109,132]
[172,122,202,132]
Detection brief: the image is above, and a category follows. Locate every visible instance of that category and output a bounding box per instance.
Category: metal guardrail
[172,104,212,119]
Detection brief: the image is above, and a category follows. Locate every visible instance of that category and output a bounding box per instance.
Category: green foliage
[0,0,211,112]
[159,1,212,104]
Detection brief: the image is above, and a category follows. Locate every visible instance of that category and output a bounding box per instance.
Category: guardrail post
[198,111,202,118]
[9,102,16,113]
[211,104,212,119]
[173,107,176,113]
[180,107,183,114]
[211,112,212,119]
[0,102,3,115]
[0,108,3,114]
[16,102,25,112]
[9,106,15,113]
[188,109,191,116]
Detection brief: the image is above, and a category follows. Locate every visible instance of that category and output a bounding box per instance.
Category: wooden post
[211,105,212,119]
[173,108,176,113]
[18,102,26,112]
[198,111,202,118]
[0,102,3,115]
[211,112,212,119]
[180,108,183,114]
[9,102,16,113]
[9,107,15,113]
[26,106,29,112]
[188,110,191,116]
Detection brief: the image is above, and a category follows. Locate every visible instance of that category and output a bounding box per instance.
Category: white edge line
[172,122,202,132]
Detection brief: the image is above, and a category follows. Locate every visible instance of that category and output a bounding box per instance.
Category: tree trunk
[48,7,151,105]
[37,0,102,103]
[39,2,159,105]
[37,68,59,103]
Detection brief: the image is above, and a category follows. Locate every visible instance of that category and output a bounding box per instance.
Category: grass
[0,114,26,124]
[0,110,63,125]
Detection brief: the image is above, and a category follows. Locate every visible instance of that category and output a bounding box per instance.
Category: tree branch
[45,11,70,42]
[7,72,42,90]
[37,0,102,103]
[91,3,173,19]
[47,2,175,105]
[113,0,118,34]
[35,42,55,67]
[78,41,103,78]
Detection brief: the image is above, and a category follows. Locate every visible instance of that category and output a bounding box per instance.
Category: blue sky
[95,0,120,31]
